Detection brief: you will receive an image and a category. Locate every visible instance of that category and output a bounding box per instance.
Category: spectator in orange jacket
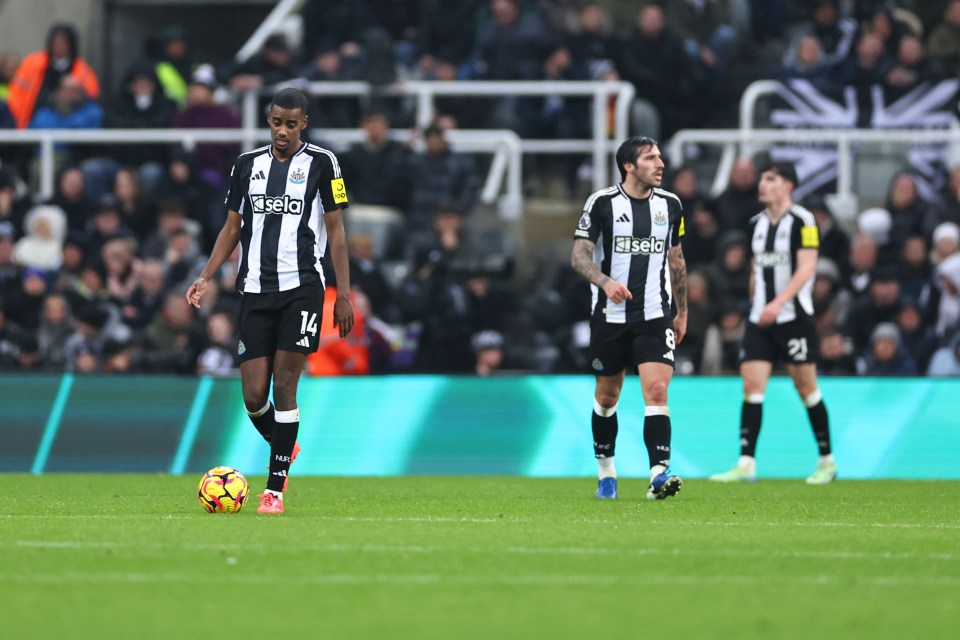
[7,23,100,129]
[306,286,369,376]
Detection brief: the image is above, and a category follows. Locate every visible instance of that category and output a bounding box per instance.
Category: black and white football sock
[643,405,671,476]
[246,401,274,443]
[266,408,299,494]
[592,400,618,479]
[804,389,833,459]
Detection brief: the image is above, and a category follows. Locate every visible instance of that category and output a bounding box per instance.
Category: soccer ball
[198,466,249,514]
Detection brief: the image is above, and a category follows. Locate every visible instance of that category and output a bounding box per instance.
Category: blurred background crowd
[0,0,959,377]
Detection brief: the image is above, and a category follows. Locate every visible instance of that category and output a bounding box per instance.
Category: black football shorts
[236,283,325,362]
[588,316,677,375]
[740,318,818,365]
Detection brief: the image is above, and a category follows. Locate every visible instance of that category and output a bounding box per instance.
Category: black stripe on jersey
[762,217,779,305]
[296,150,328,287]
[259,157,292,292]
[659,222,671,311]
[627,198,652,316]
[234,162,256,293]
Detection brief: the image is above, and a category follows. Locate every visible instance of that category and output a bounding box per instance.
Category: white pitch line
[8,540,957,562]
[1,514,958,530]
[1,572,959,588]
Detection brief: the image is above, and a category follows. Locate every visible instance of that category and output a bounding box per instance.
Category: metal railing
[680,79,960,207]
[0,128,522,218]
[240,80,636,191]
[666,127,960,221]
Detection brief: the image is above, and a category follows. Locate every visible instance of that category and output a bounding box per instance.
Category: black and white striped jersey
[747,204,819,324]
[225,142,348,294]
[574,185,684,324]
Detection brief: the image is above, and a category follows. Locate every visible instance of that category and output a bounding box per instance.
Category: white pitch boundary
[7,540,957,562]
[2,514,958,530]
[1,571,959,588]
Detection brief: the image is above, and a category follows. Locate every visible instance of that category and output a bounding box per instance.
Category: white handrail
[234,0,306,64]
[738,79,782,133]
[667,127,960,220]
[0,128,522,215]
[242,80,636,191]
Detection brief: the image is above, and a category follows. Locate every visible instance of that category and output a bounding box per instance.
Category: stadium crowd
[0,0,959,377]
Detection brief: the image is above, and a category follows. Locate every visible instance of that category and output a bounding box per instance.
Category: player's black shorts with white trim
[740,318,818,365]
[236,283,324,362]
[588,316,677,375]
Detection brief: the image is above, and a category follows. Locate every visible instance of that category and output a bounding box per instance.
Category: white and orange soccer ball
[198,466,249,514]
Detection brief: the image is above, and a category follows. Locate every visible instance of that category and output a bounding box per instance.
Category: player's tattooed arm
[669,244,688,314]
[571,238,608,288]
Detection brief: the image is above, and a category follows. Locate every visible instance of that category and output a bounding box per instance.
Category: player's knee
[794,379,817,398]
[646,382,668,405]
[595,391,620,410]
[243,395,268,413]
[742,378,765,396]
[241,380,269,411]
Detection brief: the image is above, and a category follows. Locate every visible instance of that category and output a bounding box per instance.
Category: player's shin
[266,408,300,495]
[740,393,764,458]
[593,400,619,478]
[643,405,671,478]
[246,401,274,443]
[803,389,832,457]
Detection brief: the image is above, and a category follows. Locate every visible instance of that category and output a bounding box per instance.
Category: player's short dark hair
[270,88,308,114]
[616,136,658,181]
[760,161,798,187]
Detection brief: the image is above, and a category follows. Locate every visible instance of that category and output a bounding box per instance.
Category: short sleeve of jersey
[224,158,246,212]
[669,197,684,247]
[574,196,607,243]
[318,151,349,213]
[798,216,820,249]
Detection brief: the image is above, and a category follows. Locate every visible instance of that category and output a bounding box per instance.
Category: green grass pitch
[1,475,957,639]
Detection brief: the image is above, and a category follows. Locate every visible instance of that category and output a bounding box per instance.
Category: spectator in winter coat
[6,23,99,129]
[13,204,67,271]
[858,322,917,376]
[927,331,960,377]
[169,65,240,190]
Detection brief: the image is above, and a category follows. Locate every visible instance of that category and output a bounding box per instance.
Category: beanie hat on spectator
[932,222,960,247]
[857,208,892,244]
[870,266,899,284]
[815,257,841,283]
[264,34,289,52]
[102,338,131,358]
[471,330,504,353]
[76,304,109,330]
[21,266,50,286]
[161,25,187,45]
[190,64,219,90]
[870,322,901,347]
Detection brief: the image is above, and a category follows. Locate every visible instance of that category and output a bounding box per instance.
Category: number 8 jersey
[574,185,684,324]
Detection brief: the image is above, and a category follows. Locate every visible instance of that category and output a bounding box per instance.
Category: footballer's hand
[673,311,687,345]
[186,277,207,309]
[601,278,633,305]
[333,296,355,338]
[758,300,783,327]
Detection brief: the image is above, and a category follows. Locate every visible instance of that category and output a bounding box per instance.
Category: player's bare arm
[186,210,242,309]
[571,238,632,304]
[323,208,355,338]
[758,248,817,326]
[668,244,688,344]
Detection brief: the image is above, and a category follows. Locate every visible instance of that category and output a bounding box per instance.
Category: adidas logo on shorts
[296,336,310,348]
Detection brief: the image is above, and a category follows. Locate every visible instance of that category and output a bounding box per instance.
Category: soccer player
[710,162,836,485]
[571,136,687,501]
[186,88,354,514]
